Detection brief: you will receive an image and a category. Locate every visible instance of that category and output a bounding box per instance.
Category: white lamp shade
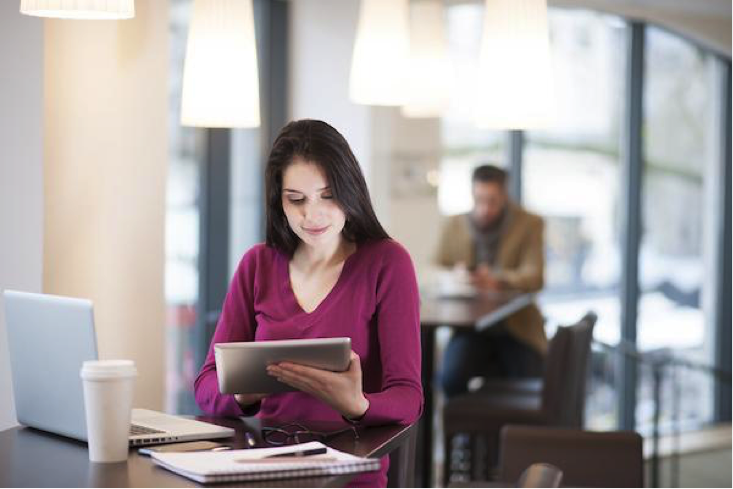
[181,0,260,128]
[401,0,453,118]
[349,0,410,106]
[20,0,134,19]
[474,0,554,129]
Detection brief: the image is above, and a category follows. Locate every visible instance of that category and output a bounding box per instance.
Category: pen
[264,447,328,458]
[244,432,257,448]
[235,457,337,464]
[211,446,233,452]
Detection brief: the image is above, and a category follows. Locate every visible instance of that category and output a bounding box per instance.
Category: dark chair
[517,463,563,488]
[499,426,644,487]
[443,312,597,484]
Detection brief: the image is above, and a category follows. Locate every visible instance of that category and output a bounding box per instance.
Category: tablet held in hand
[214,337,351,394]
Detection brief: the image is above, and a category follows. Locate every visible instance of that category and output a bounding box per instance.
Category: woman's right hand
[234,393,267,408]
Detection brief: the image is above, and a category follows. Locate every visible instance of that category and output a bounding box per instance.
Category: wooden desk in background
[0,416,417,488]
[418,291,535,487]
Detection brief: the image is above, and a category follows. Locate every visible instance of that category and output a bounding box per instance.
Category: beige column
[43,1,168,410]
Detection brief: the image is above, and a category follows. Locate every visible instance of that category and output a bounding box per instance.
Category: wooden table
[0,416,417,487]
[418,291,534,487]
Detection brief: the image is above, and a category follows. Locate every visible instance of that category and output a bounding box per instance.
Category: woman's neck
[293,236,355,271]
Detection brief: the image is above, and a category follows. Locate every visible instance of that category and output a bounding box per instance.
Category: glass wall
[166,0,204,414]
[439,4,729,432]
[637,26,718,431]
[166,0,267,415]
[229,130,263,277]
[523,9,626,430]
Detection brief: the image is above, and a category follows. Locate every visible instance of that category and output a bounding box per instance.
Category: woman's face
[281,158,347,249]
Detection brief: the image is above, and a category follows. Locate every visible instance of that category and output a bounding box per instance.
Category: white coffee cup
[80,360,137,463]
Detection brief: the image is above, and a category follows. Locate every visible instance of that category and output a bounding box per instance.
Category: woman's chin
[298,231,335,247]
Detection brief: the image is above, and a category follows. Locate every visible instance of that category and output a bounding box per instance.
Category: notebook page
[151,441,380,483]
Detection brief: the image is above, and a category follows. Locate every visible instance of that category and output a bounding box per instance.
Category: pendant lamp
[402,0,453,118]
[349,0,410,106]
[474,0,554,129]
[181,0,260,128]
[20,0,134,19]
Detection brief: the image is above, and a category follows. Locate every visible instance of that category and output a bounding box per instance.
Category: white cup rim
[80,359,137,379]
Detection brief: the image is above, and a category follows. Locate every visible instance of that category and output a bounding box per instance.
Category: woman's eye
[322,194,334,200]
[288,198,305,205]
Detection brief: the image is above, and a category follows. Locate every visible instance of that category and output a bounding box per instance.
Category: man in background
[436,164,546,398]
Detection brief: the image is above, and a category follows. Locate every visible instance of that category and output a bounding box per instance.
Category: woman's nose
[302,200,324,220]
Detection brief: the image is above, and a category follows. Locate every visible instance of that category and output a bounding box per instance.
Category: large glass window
[166,0,205,414]
[229,130,264,276]
[638,26,718,431]
[166,0,267,415]
[522,9,626,430]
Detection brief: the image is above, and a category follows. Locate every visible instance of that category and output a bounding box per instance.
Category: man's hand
[469,264,504,291]
[266,351,370,419]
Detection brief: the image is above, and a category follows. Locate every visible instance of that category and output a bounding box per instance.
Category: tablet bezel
[214,337,352,394]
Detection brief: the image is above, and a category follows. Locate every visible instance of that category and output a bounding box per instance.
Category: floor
[645,423,732,488]
[647,448,732,488]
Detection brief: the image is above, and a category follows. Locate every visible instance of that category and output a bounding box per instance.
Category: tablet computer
[214,337,352,394]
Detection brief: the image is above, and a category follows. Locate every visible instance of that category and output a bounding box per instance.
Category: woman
[194,119,423,487]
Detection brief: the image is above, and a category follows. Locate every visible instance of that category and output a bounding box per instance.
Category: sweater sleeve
[360,242,424,426]
[194,247,260,417]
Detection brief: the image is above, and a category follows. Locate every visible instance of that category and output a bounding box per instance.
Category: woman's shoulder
[358,238,415,268]
[236,243,282,272]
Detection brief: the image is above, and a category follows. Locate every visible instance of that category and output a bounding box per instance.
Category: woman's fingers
[348,351,362,374]
[266,359,363,418]
[269,364,325,394]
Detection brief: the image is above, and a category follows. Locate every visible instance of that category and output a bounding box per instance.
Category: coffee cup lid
[80,360,137,380]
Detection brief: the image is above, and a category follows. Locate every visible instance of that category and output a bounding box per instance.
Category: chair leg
[445,432,470,486]
[443,432,452,487]
[471,433,487,482]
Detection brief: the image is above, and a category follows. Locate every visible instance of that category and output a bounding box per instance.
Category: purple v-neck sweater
[194,239,423,487]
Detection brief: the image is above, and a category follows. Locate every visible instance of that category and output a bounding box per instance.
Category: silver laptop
[3,290,234,446]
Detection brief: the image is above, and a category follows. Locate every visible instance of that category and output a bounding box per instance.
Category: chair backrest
[567,312,596,426]
[518,463,563,488]
[499,426,644,488]
[539,324,571,426]
[541,312,597,427]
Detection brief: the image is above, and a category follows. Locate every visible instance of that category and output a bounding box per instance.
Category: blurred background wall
[43,1,169,411]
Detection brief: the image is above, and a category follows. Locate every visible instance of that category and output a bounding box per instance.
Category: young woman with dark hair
[194,120,423,487]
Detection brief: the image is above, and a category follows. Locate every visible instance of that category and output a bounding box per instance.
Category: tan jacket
[435,202,547,353]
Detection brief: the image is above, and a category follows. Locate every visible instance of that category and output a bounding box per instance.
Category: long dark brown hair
[265,119,390,256]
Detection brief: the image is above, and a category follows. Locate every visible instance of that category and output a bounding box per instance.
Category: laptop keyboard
[130,424,167,436]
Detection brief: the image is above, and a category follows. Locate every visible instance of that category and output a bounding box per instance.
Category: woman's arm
[359,243,424,426]
[269,242,424,425]
[193,248,260,416]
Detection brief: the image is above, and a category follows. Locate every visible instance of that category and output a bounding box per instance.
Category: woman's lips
[302,225,329,235]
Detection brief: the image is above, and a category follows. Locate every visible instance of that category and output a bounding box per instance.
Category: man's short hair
[472,165,507,186]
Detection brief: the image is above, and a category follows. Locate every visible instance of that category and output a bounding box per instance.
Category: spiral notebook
[151,441,381,483]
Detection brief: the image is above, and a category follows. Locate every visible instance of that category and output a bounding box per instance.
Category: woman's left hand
[266,351,370,420]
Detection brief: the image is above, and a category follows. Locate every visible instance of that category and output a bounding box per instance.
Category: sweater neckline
[278,242,361,317]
